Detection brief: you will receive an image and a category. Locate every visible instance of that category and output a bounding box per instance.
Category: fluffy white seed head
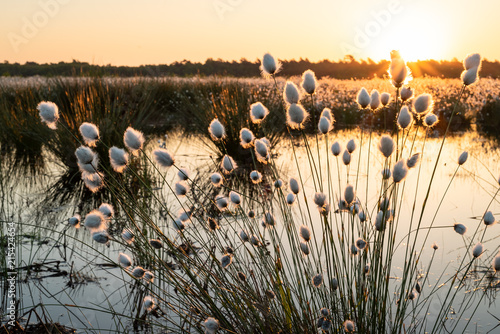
[389,50,408,87]
[483,211,496,226]
[221,155,237,174]
[79,122,100,147]
[209,119,226,141]
[458,151,468,165]
[342,150,351,165]
[118,252,132,268]
[153,148,175,168]
[413,94,433,117]
[424,113,439,128]
[331,141,342,156]
[343,319,355,332]
[382,168,391,179]
[260,52,281,77]
[318,116,332,134]
[350,244,358,255]
[143,271,154,283]
[121,228,135,244]
[358,211,366,222]
[286,193,296,205]
[346,139,356,153]
[98,203,114,219]
[82,172,104,193]
[210,172,223,187]
[131,266,146,279]
[370,89,381,110]
[229,191,241,206]
[254,139,270,163]
[239,230,249,242]
[392,159,408,183]
[472,243,483,258]
[84,210,106,231]
[381,92,391,106]
[177,168,190,181]
[378,135,394,158]
[274,179,283,188]
[344,185,355,205]
[220,254,233,269]
[143,296,155,312]
[299,225,311,242]
[461,67,479,86]
[250,170,262,184]
[284,81,301,104]
[356,238,367,250]
[109,146,129,173]
[493,253,500,273]
[92,230,110,245]
[400,86,413,101]
[262,212,276,227]
[300,242,310,255]
[289,177,300,194]
[124,127,144,154]
[407,153,421,169]
[312,273,323,287]
[203,317,220,334]
[175,181,189,197]
[464,53,481,70]
[68,214,81,228]
[75,146,95,164]
[321,108,332,122]
[37,101,59,129]
[313,192,329,214]
[240,128,255,149]
[250,102,269,124]
[454,223,467,235]
[357,87,371,109]
[397,106,413,130]
[301,69,317,94]
[286,103,309,129]
[215,195,229,211]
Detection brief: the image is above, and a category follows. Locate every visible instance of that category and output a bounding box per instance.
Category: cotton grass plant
[33,51,500,333]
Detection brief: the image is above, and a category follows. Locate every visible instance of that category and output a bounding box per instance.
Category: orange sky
[2,0,500,66]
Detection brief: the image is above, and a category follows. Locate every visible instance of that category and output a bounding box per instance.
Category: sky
[1,0,500,66]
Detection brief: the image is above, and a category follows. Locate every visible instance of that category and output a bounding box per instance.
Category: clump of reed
[36,51,500,333]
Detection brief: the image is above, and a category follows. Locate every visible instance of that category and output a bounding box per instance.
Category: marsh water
[1,129,500,333]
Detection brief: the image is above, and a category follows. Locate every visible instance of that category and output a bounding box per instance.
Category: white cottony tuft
[378,135,394,158]
[344,185,355,205]
[313,192,330,214]
[143,296,155,312]
[424,113,439,128]
[407,153,421,169]
[342,150,351,165]
[300,242,310,255]
[286,193,296,205]
[175,181,189,197]
[397,106,413,130]
[400,86,413,101]
[254,139,270,164]
[239,230,249,242]
[464,53,481,70]
[208,119,226,141]
[321,108,333,121]
[109,147,129,173]
[454,223,467,235]
[229,191,241,206]
[75,146,96,164]
[250,102,269,124]
[331,141,342,156]
[458,151,468,165]
[37,101,59,129]
[68,214,81,228]
[118,252,132,268]
[392,159,408,183]
[493,253,500,273]
[215,195,229,211]
[299,225,311,242]
[389,50,408,88]
[472,243,483,258]
[301,69,317,95]
[220,254,233,269]
[81,172,104,193]
[318,116,332,134]
[370,89,381,110]
[274,179,283,188]
[356,238,367,250]
[177,168,190,181]
[250,170,262,184]
[483,211,496,226]
[289,177,300,194]
[79,122,100,147]
[124,127,145,155]
[203,317,220,334]
[131,266,146,278]
[413,94,433,117]
[84,210,107,231]
[380,92,391,106]
[262,212,275,227]
[121,228,135,244]
[312,273,323,287]
[153,148,175,168]
[283,81,301,104]
[346,139,356,153]
[461,66,479,86]
[210,172,223,187]
[260,52,281,77]
[357,87,371,109]
[286,103,309,129]
[98,203,114,219]
[92,230,110,245]
[240,128,255,149]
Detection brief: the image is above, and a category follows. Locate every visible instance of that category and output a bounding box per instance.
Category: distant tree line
[2,57,500,79]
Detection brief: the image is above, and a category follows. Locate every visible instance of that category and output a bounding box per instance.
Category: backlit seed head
[75,146,96,165]
[321,308,330,317]
[229,191,241,206]
[208,119,226,141]
[248,210,255,218]
[344,185,355,205]
[254,139,270,163]
[84,210,106,231]
[379,197,390,211]
[356,238,367,250]
[461,66,479,86]
[344,320,355,333]
[121,228,135,244]
[432,242,439,250]
[175,181,189,197]
[393,159,408,183]
[79,122,100,147]
[92,230,110,245]
[370,89,381,110]
[265,290,275,300]
[153,148,175,168]
[283,81,301,104]
[454,223,467,235]
[177,168,190,181]
[240,128,255,148]
[82,172,104,193]
[342,150,351,165]
[37,101,59,129]
[203,317,220,334]
[318,116,332,134]
[286,103,309,130]
[424,113,439,128]
[123,127,145,155]
[357,87,371,109]
[483,211,496,226]
[382,168,391,179]
[389,50,408,87]
[415,281,422,293]
[300,225,311,242]
[397,106,413,130]
[322,319,332,331]
[301,69,317,95]
[346,139,356,153]
[260,52,281,77]
[221,155,237,174]
[381,92,391,106]
[321,108,333,122]
[143,296,155,312]
[274,179,283,188]
[350,244,358,255]
[68,214,81,228]
[464,53,482,70]
[286,193,296,205]
[312,273,323,288]
[331,278,338,290]
[250,170,262,184]
[118,252,132,268]
[331,141,342,156]
[407,153,421,169]
[289,177,300,194]
[400,86,414,101]
[358,211,366,222]
[300,242,310,255]
[215,195,229,211]
[149,239,163,249]
[413,94,433,117]
[313,192,327,208]
[472,242,484,258]
[458,151,468,165]
[493,253,500,273]
[250,234,260,246]
[263,212,275,227]
[365,264,370,274]
[143,271,154,283]
[250,102,270,124]
[210,172,223,187]
[98,203,114,219]
[109,146,129,173]
[220,254,233,269]
[378,135,394,158]
[239,230,249,242]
